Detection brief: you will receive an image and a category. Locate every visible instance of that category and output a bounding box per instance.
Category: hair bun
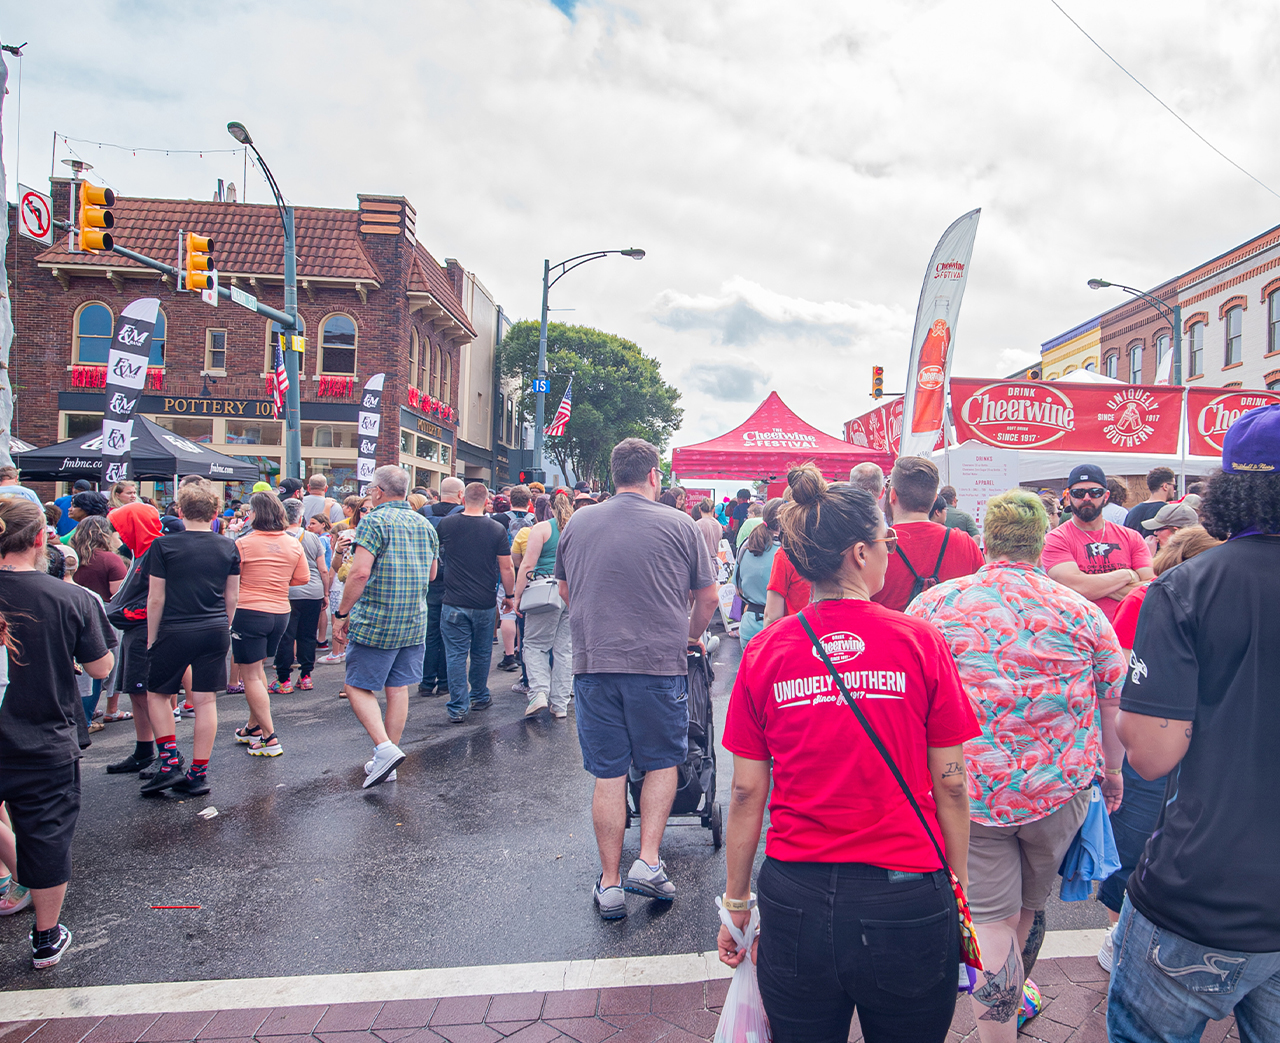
[787,464,827,507]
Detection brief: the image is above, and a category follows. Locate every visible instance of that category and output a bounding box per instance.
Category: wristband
[720,893,756,912]
[334,611,349,619]
[1105,768,1122,775]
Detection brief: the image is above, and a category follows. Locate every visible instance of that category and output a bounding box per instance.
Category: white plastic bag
[714,900,772,1043]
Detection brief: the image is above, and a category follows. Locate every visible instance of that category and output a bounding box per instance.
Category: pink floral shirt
[906,561,1126,825]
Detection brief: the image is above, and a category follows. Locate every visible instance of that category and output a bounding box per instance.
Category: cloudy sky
[4,0,1279,454]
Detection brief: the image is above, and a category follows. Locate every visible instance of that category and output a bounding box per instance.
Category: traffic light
[77,182,115,253]
[872,365,884,399]
[518,469,546,485]
[185,232,216,291]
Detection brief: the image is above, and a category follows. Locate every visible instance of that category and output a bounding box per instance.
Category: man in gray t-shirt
[301,474,343,526]
[555,438,718,920]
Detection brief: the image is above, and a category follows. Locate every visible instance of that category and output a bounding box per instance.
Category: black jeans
[275,598,323,682]
[757,857,959,1043]
[421,600,448,690]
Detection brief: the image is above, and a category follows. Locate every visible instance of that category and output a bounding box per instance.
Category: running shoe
[510,681,529,695]
[268,679,293,695]
[1018,979,1044,1027]
[297,675,313,691]
[550,704,568,719]
[0,884,32,915]
[172,706,183,720]
[593,876,626,920]
[498,654,520,672]
[1098,923,1117,973]
[316,640,330,651]
[624,858,676,900]
[180,703,196,718]
[524,693,549,717]
[31,924,72,969]
[316,652,346,665]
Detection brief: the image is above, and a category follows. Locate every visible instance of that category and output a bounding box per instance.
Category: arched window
[265,315,306,372]
[1128,341,1143,384]
[1155,332,1170,365]
[409,330,420,390]
[1188,321,1205,377]
[1225,306,1243,366]
[149,308,167,367]
[430,344,440,398]
[1084,361,1096,372]
[441,351,452,405]
[319,314,357,375]
[1269,290,1280,355]
[1103,353,1118,379]
[74,302,114,364]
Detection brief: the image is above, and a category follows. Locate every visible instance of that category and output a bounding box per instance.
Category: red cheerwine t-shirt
[723,599,979,870]
[1040,520,1152,624]
[1111,583,1150,649]
[872,520,984,612]
[767,548,812,615]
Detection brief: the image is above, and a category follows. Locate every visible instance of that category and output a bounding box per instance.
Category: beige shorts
[966,788,1092,923]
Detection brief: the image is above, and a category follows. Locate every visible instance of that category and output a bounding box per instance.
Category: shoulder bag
[519,576,563,614]
[798,609,983,980]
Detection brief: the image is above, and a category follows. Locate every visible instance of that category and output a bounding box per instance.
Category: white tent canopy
[937,440,1220,485]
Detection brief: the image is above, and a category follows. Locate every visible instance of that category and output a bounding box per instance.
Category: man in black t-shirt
[1109,405,1280,1042]
[0,499,115,969]
[141,481,241,796]
[436,482,515,723]
[1122,466,1176,533]
[418,477,464,695]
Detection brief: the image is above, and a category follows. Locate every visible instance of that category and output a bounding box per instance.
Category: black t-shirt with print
[0,571,115,767]
[1121,535,1280,951]
[148,530,241,632]
[436,514,511,610]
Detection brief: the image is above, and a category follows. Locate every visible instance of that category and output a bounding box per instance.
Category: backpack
[897,528,952,606]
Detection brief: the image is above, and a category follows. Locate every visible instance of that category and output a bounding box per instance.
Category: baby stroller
[624,648,722,848]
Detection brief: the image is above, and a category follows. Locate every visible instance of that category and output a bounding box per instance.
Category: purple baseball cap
[1223,403,1280,473]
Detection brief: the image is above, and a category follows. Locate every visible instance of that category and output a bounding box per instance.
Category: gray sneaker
[625,858,676,900]
[594,876,626,920]
[363,743,405,788]
[524,692,549,717]
[364,757,396,783]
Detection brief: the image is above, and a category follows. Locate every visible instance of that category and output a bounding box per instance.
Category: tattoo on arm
[974,940,1022,1023]
[1185,724,1194,739]
[1022,909,1046,975]
[1160,718,1170,728]
[941,761,964,778]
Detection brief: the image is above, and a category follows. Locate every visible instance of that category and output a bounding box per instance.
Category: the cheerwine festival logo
[933,260,965,281]
[1100,388,1163,449]
[959,383,1076,448]
[811,631,865,666]
[742,429,819,449]
[1196,392,1278,452]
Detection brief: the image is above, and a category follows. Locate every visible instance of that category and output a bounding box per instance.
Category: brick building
[5,178,523,499]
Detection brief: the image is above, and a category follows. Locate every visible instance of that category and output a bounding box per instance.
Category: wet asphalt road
[0,623,1107,991]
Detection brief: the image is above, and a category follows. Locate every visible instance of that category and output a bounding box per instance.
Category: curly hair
[1199,471,1280,539]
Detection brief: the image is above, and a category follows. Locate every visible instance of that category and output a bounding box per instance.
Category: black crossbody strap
[896,527,952,584]
[798,608,951,875]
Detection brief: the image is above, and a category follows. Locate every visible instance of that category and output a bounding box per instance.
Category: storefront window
[153,416,213,443]
[64,413,101,439]
[226,420,282,446]
[302,423,356,449]
[400,430,413,454]
[440,445,451,467]
[417,436,439,461]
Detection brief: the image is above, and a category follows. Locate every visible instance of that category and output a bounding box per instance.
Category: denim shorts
[345,641,426,692]
[574,672,688,778]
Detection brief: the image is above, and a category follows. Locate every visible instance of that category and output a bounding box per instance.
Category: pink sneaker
[298,675,313,690]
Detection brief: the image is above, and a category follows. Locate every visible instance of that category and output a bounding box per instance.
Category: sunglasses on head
[1069,487,1106,500]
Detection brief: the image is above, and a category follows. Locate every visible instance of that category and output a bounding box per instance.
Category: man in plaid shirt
[333,466,438,788]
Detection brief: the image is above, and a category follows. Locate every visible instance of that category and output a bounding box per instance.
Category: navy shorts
[574,672,688,778]
[231,609,289,664]
[345,641,426,693]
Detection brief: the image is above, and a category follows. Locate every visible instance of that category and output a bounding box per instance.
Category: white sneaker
[1098,923,1117,973]
[524,692,549,717]
[364,758,396,783]
[363,743,404,788]
[550,704,568,719]
[317,652,346,664]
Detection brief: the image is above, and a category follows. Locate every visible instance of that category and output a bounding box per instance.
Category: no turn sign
[18,185,53,245]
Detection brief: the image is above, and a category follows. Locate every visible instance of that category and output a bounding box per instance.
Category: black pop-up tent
[15,416,261,483]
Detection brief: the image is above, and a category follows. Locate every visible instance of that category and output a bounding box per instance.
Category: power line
[1047,0,1280,201]
[54,132,243,158]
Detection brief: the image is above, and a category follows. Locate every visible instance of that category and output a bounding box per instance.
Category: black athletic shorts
[118,626,150,697]
[0,762,81,890]
[230,608,290,664]
[147,626,230,695]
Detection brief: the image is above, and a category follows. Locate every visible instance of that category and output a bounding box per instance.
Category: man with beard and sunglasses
[1040,464,1154,624]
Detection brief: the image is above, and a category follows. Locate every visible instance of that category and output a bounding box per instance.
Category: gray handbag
[519,576,564,614]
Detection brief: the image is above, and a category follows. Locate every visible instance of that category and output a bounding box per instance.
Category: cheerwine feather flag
[899,209,981,459]
[101,298,160,484]
[356,373,385,493]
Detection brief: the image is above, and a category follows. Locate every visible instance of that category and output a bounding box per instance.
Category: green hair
[983,489,1049,562]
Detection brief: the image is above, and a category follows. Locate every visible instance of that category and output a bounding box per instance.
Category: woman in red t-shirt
[717,464,979,1043]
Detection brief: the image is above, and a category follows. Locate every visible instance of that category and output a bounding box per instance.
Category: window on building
[302,422,356,449]
[319,314,358,375]
[1084,361,1096,372]
[1269,377,1280,391]
[206,330,227,373]
[74,303,114,364]
[1188,321,1205,377]
[63,412,101,439]
[1155,333,1170,365]
[149,309,167,367]
[153,416,213,443]
[226,419,282,446]
[409,330,420,390]
[441,352,452,404]
[1128,342,1143,384]
[1269,290,1280,355]
[1103,353,1118,379]
[1064,365,1077,375]
[430,345,440,398]
[265,315,306,371]
[1225,306,1243,366]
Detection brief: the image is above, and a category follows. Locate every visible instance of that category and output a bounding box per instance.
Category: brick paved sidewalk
[0,957,1237,1043]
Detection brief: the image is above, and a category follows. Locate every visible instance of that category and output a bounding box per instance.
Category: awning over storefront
[16,416,262,483]
[672,392,893,481]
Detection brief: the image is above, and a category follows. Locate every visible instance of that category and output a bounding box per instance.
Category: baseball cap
[1142,502,1199,530]
[574,481,591,494]
[252,481,272,493]
[1066,463,1107,488]
[1223,403,1280,473]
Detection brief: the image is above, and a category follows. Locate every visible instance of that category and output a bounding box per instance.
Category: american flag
[544,378,573,437]
[272,341,289,418]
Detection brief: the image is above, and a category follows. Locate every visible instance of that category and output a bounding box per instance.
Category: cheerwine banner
[1188,388,1280,455]
[742,428,820,449]
[843,398,942,455]
[356,372,385,493]
[899,209,981,458]
[101,298,160,484]
[951,378,1183,453]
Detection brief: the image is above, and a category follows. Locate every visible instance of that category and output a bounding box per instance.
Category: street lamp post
[1087,278,1182,387]
[228,121,302,482]
[533,249,645,478]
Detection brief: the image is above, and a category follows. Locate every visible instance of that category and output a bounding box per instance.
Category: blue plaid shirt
[349,499,438,649]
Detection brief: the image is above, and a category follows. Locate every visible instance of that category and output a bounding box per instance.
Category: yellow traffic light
[77,182,115,253]
[872,365,884,399]
[185,232,215,291]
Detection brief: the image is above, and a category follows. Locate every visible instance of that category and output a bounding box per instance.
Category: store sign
[950,378,1183,453]
[158,397,277,416]
[1187,388,1280,456]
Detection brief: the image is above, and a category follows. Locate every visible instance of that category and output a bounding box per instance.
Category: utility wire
[55,132,242,158]
[1047,0,1280,202]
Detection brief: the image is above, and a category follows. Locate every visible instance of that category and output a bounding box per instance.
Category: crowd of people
[0,405,1274,1043]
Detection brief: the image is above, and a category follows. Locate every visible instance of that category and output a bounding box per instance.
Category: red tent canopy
[671,392,893,481]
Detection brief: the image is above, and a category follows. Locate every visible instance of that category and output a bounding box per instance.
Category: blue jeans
[421,601,449,690]
[81,678,103,726]
[1108,899,1280,1043]
[1099,757,1168,913]
[441,604,496,718]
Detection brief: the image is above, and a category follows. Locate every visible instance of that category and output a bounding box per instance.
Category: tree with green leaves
[499,322,683,487]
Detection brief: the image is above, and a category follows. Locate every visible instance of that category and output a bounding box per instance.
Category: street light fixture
[227,120,302,482]
[533,248,646,478]
[1088,277,1182,387]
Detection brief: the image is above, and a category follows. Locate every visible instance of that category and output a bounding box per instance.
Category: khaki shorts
[966,788,1092,923]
